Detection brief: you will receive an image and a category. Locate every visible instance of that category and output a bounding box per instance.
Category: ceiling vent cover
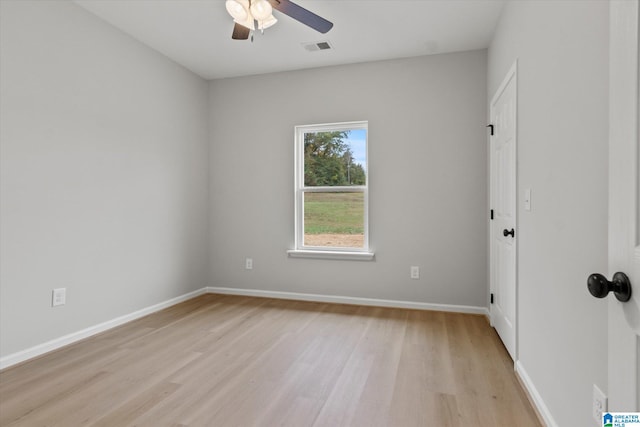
[302,41,333,52]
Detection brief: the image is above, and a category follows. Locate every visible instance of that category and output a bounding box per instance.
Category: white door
[607,0,640,411]
[490,62,517,361]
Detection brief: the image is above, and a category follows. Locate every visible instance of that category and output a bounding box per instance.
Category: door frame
[607,0,639,410]
[489,60,518,362]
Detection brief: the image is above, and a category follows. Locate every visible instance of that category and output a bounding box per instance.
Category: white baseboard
[515,360,558,427]
[0,288,207,370]
[207,286,489,316]
[1,286,489,371]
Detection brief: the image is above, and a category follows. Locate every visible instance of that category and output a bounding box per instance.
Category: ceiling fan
[225,0,333,41]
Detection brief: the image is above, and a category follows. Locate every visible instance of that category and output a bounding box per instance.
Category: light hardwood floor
[0,294,541,426]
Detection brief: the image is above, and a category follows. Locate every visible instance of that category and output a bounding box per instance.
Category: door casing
[608,0,640,411]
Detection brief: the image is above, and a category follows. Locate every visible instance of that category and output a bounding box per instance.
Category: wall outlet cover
[52,288,66,307]
[410,266,420,279]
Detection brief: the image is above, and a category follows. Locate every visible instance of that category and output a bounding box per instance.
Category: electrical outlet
[52,288,66,307]
[245,258,253,270]
[410,266,420,279]
[593,384,607,425]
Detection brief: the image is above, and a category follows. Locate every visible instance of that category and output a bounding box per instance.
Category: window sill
[287,249,375,261]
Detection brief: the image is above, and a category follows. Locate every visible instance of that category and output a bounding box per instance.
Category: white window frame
[287,121,374,261]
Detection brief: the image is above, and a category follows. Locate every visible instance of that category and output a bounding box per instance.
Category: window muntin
[294,121,368,252]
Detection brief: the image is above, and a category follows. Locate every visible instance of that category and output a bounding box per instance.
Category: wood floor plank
[388,310,459,426]
[346,308,408,427]
[0,294,542,427]
[89,381,182,427]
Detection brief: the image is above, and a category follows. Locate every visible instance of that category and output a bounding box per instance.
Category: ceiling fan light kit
[257,14,278,31]
[226,0,333,41]
[250,0,273,21]
[225,0,248,21]
[225,0,276,32]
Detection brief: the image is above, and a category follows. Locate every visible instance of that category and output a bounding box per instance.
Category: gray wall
[0,0,210,358]
[209,51,488,308]
[488,1,609,426]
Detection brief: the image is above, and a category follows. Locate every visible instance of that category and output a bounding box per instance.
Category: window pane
[303,192,364,248]
[304,129,366,187]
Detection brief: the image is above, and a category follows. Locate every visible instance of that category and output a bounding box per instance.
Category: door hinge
[490,293,494,304]
[486,124,494,136]
[490,209,494,220]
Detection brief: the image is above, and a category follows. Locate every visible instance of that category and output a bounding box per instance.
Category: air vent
[302,41,333,52]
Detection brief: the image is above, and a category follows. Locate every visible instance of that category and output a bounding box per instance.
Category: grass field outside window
[303,192,364,248]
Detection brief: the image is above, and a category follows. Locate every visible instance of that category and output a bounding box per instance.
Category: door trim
[608,0,640,410]
[489,60,518,361]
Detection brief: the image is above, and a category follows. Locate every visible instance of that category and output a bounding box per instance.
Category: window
[289,121,373,260]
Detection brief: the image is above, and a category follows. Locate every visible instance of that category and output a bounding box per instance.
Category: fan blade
[232,23,250,40]
[268,0,333,34]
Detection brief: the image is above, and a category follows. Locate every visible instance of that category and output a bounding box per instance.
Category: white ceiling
[74,0,506,80]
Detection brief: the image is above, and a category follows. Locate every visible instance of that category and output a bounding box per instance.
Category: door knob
[503,228,515,238]
[587,272,632,302]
